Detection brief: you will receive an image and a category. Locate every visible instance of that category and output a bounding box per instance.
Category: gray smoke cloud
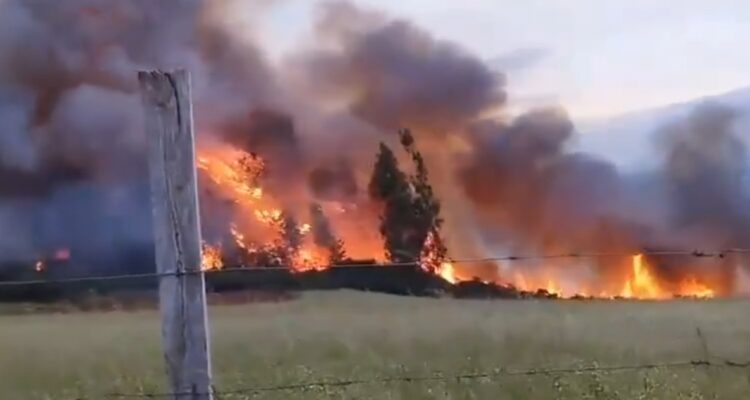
[0,0,270,269]
[459,108,638,256]
[458,102,748,292]
[308,159,358,201]
[660,103,750,247]
[298,0,506,134]
[0,0,747,291]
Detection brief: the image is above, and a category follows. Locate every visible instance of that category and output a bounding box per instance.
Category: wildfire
[201,243,223,271]
[503,253,719,299]
[620,254,666,299]
[230,224,248,250]
[437,262,456,284]
[194,143,721,300]
[32,248,70,273]
[197,144,345,272]
[254,209,282,225]
[617,254,715,299]
[292,248,328,272]
[545,280,561,296]
[197,150,265,204]
[299,223,312,235]
[677,277,715,298]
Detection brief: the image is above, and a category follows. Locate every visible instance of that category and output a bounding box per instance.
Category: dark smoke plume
[299,1,506,133]
[460,108,635,254]
[308,159,359,201]
[660,103,750,248]
[0,0,277,268]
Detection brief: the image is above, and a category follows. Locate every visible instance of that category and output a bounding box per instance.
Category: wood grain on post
[138,70,213,400]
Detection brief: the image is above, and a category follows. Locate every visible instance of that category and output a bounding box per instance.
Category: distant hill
[574,87,750,171]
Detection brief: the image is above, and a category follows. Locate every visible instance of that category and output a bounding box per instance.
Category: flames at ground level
[505,254,717,299]
[196,143,730,300]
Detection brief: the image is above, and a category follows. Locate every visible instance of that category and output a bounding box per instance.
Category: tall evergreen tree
[399,129,447,266]
[368,132,448,265]
[369,143,420,262]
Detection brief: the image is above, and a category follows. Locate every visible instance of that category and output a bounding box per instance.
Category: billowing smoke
[308,159,358,201]
[0,0,747,295]
[457,102,748,293]
[298,0,506,134]
[660,104,750,247]
[459,108,637,256]
[0,0,275,270]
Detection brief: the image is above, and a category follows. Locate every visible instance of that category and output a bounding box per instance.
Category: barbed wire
[2,248,749,288]
[95,357,750,399]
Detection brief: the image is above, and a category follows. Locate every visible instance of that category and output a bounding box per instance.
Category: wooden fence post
[138,70,214,400]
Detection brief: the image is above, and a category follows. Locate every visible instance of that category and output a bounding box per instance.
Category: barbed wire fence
[2,247,749,288]
[96,358,750,399]
[2,249,750,399]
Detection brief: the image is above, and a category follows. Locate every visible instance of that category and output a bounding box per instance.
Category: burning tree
[368,129,448,266]
[400,129,447,269]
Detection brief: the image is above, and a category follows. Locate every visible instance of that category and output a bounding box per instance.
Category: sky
[259,0,750,121]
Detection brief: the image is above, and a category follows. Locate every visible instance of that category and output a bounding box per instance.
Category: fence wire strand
[2,248,750,288]
[5,248,750,399]
[96,357,750,399]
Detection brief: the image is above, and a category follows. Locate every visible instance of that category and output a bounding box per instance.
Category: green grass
[1,292,749,399]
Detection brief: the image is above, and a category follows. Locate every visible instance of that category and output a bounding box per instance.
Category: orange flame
[545,279,561,296]
[503,253,719,299]
[677,276,715,299]
[437,262,456,284]
[197,150,265,205]
[292,248,328,272]
[195,143,723,299]
[620,254,666,299]
[197,145,340,271]
[201,243,223,271]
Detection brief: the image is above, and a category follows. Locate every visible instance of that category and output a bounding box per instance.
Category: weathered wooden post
[138,70,214,400]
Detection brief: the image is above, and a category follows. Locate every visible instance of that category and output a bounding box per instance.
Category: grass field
[1,292,749,399]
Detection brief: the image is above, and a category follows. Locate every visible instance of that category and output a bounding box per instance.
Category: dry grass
[1,291,749,399]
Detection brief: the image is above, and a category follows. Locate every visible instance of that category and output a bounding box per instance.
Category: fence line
[6,247,749,397]
[90,357,750,399]
[2,248,749,288]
